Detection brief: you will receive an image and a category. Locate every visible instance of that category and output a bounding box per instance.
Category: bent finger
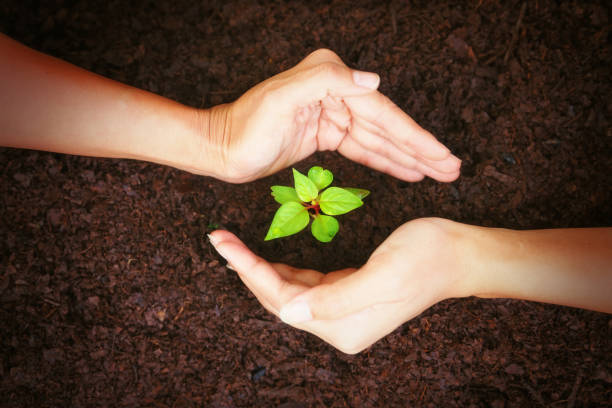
[278,263,388,324]
[272,61,380,108]
[208,230,303,312]
[344,93,453,161]
[338,136,426,181]
[271,263,324,287]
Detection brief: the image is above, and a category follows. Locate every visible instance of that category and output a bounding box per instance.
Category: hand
[203,49,461,183]
[208,218,471,354]
[0,37,460,182]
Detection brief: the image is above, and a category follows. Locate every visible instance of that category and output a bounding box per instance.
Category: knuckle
[308,48,342,63]
[403,170,425,182]
[250,255,273,276]
[335,338,366,355]
[259,90,277,111]
[257,80,281,102]
[356,149,375,167]
[277,279,294,297]
[401,217,451,243]
[311,61,345,81]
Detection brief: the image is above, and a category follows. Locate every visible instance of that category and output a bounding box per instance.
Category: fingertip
[279,301,313,325]
[448,154,462,169]
[208,229,235,244]
[434,155,462,181]
[426,143,451,161]
[433,169,461,182]
[399,169,425,182]
[412,129,453,161]
[352,70,380,90]
[426,153,462,175]
[212,239,255,271]
[208,230,251,268]
[444,170,461,182]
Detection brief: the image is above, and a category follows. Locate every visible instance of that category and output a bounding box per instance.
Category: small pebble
[502,153,516,165]
[251,366,266,382]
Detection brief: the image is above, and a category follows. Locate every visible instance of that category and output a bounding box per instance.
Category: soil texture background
[1,0,611,406]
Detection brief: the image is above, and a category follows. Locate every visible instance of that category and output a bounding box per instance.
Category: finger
[317,118,348,152]
[208,231,303,312]
[235,272,279,315]
[295,48,347,69]
[319,268,357,285]
[337,136,426,181]
[278,263,386,324]
[302,305,402,354]
[349,120,421,170]
[316,96,353,151]
[350,113,418,156]
[271,263,323,287]
[418,152,462,174]
[319,97,461,181]
[352,115,462,175]
[302,292,432,354]
[348,121,461,183]
[272,61,380,108]
[415,161,461,182]
[343,93,453,161]
[208,230,281,301]
[320,96,351,131]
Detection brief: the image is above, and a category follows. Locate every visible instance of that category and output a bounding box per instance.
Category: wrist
[461,225,538,300]
[186,103,236,181]
[93,87,221,177]
[156,105,216,177]
[415,218,499,300]
[397,218,476,300]
[433,218,481,299]
[155,103,232,179]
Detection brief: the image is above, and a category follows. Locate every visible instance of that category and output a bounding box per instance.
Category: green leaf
[271,185,300,204]
[311,215,339,242]
[293,168,319,202]
[342,187,370,200]
[319,187,363,215]
[265,202,309,241]
[307,166,333,190]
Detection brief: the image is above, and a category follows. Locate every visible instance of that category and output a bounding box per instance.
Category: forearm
[465,224,612,313]
[0,33,216,174]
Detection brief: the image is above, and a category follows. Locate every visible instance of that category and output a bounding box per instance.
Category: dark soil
[1,1,611,406]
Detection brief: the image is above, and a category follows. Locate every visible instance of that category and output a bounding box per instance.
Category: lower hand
[202,49,461,183]
[208,218,471,354]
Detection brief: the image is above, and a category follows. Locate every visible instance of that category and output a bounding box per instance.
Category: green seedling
[265,166,370,242]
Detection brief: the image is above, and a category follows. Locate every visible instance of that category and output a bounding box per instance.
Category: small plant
[265,166,370,242]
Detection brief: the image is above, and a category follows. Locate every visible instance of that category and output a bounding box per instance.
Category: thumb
[277,61,380,107]
[279,264,380,324]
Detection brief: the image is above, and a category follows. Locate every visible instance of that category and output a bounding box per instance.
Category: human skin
[0,33,460,183]
[208,219,612,354]
[3,33,609,356]
[3,33,608,355]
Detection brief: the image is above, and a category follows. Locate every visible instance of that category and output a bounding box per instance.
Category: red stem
[303,202,320,215]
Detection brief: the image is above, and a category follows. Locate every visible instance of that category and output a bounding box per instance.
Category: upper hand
[208,218,472,354]
[203,49,461,183]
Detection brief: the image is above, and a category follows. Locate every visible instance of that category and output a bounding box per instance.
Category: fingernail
[207,234,228,260]
[279,301,312,324]
[352,71,380,90]
[226,263,236,271]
